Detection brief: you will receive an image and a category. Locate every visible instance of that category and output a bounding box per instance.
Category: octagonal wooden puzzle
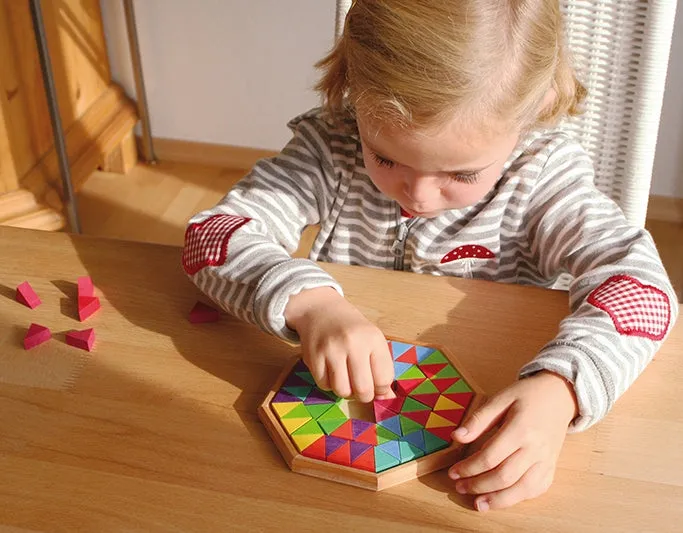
[258,339,484,491]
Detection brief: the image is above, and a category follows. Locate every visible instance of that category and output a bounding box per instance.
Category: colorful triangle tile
[355,425,378,446]
[304,402,335,419]
[293,359,310,373]
[331,420,354,440]
[352,447,376,472]
[394,378,425,396]
[434,365,460,379]
[281,403,311,419]
[389,341,415,360]
[431,378,459,393]
[350,441,373,462]
[397,366,426,381]
[317,404,347,421]
[352,419,374,439]
[304,388,337,405]
[409,393,441,409]
[376,424,401,443]
[435,409,466,426]
[283,374,312,388]
[424,426,457,442]
[378,415,402,437]
[376,440,401,460]
[292,419,324,436]
[400,415,425,435]
[418,363,449,379]
[425,412,455,429]
[410,380,439,395]
[272,401,302,418]
[374,396,405,415]
[421,351,448,365]
[443,392,474,408]
[444,380,473,393]
[281,417,311,434]
[402,430,426,452]
[402,410,431,427]
[292,432,324,452]
[434,396,465,411]
[415,346,436,363]
[396,346,419,364]
[401,397,431,412]
[325,435,348,457]
[272,391,301,404]
[375,448,401,472]
[424,431,450,453]
[283,386,313,401]
[393,361,414,378]
[295,371,316,385]
[319,418,349,435]
[399,441,425,463]
[301,436,327,460]
[373,403,397,422]
[327,441,352,466]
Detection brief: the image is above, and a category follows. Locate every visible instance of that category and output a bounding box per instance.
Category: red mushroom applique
[441,245,495,264]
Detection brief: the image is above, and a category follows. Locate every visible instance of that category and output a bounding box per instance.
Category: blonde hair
[316,0,586,132]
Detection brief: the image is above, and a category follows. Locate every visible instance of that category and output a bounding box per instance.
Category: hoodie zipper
[391,210,418,271]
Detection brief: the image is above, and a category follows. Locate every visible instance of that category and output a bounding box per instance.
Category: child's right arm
[181,113,394,401]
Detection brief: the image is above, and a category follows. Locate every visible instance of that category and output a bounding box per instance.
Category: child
[182,0,677,512]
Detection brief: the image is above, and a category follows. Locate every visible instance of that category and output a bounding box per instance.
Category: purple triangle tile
[272,391,300,403]
[293,360,310,373]
[283,374,311,388]
[351,419,374,439]
[350,441,372,462]
[325,435,348,457]
[304,388,336,405]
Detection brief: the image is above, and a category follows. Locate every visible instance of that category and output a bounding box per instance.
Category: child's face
[357,115,520,217]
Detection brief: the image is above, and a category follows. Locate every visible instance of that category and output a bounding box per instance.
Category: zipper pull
[391,223,408,257]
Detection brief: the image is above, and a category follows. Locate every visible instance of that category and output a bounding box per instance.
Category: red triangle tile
[394,378,425,396]
[419,363,448,378]
[402,410,431,427]
[396,346,418,364]
[435,409,466,425]
[331,420,354,440]
[327,441,352,466]
[410,393,441,409]
[443,392,475,408]
[431,378,459,393]
[351,447,376,472]
[424,426,457,443]
[354,425,378,446]
[301,436,326,460]
[373,403,397,422]
[374,396,405,414]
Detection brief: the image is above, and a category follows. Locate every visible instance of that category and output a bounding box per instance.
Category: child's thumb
[452,394,511,444]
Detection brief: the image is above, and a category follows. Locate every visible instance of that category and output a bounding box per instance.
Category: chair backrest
[334,0,679,228]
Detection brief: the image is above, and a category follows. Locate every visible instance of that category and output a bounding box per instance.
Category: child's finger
[452,392,514,443]
[449,426,519,480]
[348,354,375,403]
[472,461,550,512]
[370,341,395,399]
[452,447,529,495]
[328,357,352,398]
[308,355,331,390]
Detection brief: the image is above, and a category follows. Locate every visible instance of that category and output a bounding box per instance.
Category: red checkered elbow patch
[587,275,671,340]
[182,214,251,275]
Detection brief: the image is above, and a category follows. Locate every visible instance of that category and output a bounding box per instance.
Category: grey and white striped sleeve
[181,115,343,342]
[519,138,678,431]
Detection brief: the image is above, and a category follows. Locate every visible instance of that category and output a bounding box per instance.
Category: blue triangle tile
[377,415,402,437]
[390,341,415,360]
[402,430,427,452]
[393,361,414,378]
[377,440,401,460]
[415,346,436,363]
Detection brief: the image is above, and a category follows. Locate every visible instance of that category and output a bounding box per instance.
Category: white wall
[101,0,683,198]
[100,0,335,150]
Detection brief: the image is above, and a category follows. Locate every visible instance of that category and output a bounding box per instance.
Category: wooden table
[0,226,681,532]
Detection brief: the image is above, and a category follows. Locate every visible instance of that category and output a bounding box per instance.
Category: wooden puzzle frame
[258,339,486,491]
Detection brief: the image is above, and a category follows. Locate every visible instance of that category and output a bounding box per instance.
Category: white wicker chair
[334,0,678,228]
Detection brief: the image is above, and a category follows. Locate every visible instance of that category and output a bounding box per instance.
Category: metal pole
[29,0,81,233]
[123,0,156,163]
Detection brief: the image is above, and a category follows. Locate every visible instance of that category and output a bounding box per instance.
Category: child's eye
[448,172,480,184]
[372,152,395,169]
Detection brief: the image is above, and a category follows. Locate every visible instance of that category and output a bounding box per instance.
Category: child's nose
[404,177,438,204]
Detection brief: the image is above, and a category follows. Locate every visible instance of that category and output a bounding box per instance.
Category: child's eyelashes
[371,152,481,184]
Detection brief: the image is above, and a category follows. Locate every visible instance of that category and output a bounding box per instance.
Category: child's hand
[285,287,395,403]
[448,371,579,512]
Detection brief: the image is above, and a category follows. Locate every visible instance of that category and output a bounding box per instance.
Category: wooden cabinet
[0,0,137,230]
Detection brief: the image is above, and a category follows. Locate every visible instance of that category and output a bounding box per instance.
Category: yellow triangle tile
[434,396,464,411]
[425,412,454,429]
[272,401,304,418]
[281,416,311,434]
[292,433,324,452]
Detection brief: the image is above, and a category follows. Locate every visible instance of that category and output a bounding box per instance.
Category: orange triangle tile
[331,420,354,440]
[327,441,352,466]
[396,346,419,364]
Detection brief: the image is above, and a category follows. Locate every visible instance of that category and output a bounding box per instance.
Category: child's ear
[539,87,558,115]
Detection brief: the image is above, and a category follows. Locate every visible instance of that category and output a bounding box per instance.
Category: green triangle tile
[410,380,439,395]
[434,365,460,379]
[399,441,425,463]
[292,419,324,436]
[295,371,316,385]
[400,415,425,435]
[401,397,431,412]
[376,425,401,443]
[283,386,313,401]
[281,403,312,419]
[305,402,335,419]
[397,366,426,380]
[420,351,448,365]
[444,379,473,393]
[424,431,450,453]
[317,403,347,421]
[319,418,348,435]
[375,448,401,472]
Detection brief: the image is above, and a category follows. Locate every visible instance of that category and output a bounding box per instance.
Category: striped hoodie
[182,107,677,431]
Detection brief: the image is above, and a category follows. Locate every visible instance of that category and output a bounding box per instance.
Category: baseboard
[150,137,278,170]
[647,195,683,224]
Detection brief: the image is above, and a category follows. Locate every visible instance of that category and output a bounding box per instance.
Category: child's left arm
[448,138,678,510]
